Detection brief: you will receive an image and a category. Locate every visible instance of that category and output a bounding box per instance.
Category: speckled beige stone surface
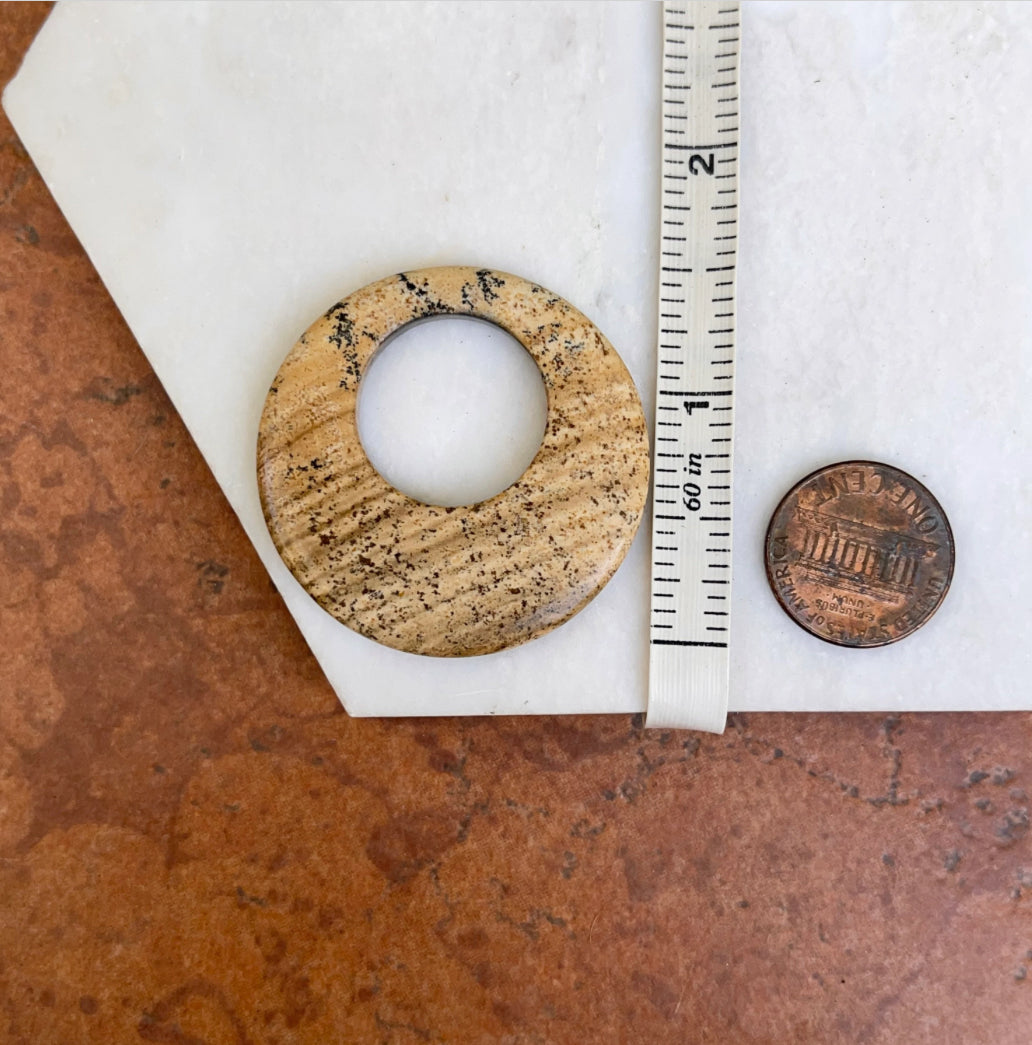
[257,267,650,657]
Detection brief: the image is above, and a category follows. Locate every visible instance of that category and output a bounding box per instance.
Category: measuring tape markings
[647,1,740,732]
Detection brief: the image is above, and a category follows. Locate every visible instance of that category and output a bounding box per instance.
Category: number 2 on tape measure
[646,0,740,732]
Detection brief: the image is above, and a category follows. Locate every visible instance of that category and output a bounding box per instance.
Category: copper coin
[765,461,954,647]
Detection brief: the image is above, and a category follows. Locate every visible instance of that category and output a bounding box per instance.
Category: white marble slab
[5,1,1030,717]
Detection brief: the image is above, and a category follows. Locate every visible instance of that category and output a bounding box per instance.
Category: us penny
[765,461,954,647]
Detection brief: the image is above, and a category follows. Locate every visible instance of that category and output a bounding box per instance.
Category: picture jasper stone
[257,267,650,657]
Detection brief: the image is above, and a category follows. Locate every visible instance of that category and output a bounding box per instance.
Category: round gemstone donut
[257,266,649,657]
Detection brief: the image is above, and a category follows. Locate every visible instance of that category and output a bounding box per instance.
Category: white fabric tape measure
[647,0,741,732]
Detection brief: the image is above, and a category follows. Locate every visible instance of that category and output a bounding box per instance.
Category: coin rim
[763,460,955,649]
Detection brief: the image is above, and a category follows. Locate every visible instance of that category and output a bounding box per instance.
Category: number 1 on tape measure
[646,0,740,732]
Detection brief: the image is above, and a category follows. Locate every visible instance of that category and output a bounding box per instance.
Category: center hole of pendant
[356,316,548,507]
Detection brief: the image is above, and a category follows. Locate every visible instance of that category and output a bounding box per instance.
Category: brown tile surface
[1,5,1031,1042]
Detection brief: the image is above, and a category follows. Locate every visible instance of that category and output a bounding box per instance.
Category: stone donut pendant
[257,266,650,657]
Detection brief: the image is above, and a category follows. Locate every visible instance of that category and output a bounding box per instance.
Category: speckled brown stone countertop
[2,6,1032,1042]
